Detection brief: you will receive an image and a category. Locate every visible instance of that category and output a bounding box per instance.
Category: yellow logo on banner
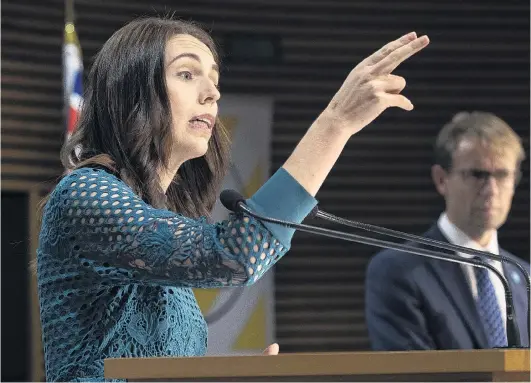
[193,114,239,323]
[233,296,266,350]
[193,96,274,355]
[194,289,219,314]
[243,165,264,198]
[219,116,238,139]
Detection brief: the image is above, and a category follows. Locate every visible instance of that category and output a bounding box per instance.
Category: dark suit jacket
[365,224,530,350]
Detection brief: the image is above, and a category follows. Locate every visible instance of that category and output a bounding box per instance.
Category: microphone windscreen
[220,189,246,212]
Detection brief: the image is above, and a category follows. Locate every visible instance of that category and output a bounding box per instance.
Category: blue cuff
[246,167,318,248]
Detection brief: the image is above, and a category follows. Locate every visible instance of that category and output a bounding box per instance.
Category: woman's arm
[41,167,313,288]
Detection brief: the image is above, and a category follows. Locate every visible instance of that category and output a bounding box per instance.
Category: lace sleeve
[42,168,287,288]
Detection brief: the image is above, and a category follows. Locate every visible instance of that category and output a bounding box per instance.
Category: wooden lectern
[105,349,530,382]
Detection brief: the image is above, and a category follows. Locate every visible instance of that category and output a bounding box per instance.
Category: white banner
[194,94,275,355]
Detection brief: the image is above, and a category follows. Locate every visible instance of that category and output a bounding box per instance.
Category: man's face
[433,138,520,238]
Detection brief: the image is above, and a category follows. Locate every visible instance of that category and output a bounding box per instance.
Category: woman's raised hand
[321,32,430,135]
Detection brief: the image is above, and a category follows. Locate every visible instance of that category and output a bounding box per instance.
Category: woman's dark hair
[60,16,230,219]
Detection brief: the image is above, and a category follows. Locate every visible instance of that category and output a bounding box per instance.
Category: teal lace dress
[37,166,316,381]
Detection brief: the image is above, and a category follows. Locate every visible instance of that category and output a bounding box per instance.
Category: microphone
[308,207,530,339]
[219,189,522,348]
[219,189,244,213]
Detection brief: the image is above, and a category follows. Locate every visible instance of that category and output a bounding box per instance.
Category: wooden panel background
[1,0,529,380]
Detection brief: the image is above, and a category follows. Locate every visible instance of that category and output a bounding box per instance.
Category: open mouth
[189,114,215,131]
[189,119,211,130]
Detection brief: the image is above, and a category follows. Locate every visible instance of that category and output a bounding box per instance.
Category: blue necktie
[474,261,507,348]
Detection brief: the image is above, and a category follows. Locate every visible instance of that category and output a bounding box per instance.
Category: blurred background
[2,0,529,381]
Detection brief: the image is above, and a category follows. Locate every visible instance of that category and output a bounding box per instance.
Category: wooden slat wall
[2,1,64,192]
[2,0,529,377]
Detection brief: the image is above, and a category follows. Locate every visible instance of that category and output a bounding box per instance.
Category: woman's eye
[177,71,193,80]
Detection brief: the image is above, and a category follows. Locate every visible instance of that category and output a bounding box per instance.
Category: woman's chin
[172,135,210,161]
[189,140,209,159]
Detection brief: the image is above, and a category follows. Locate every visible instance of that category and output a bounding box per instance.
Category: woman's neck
[159,160,183,193]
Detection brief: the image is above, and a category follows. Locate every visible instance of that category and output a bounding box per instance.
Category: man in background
[365,111,529,350]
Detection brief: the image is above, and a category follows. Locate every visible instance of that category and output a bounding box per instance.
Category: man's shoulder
[367,225,441,276]
[499,247,530,270]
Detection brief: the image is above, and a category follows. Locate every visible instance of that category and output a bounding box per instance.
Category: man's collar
[437,212,499,257]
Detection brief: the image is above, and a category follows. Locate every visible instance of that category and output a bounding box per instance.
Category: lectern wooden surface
[105,349,530,382]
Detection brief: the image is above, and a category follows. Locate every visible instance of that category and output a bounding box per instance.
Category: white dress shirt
[437,213,506,330]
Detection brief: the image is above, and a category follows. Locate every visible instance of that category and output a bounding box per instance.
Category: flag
[63,21,83,139]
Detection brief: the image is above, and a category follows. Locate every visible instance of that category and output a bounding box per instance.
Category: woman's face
[164,34,221,162]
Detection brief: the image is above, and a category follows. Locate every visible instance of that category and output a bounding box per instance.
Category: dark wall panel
[1,192,30,381]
